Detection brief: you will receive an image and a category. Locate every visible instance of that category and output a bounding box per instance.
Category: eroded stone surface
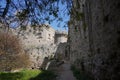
[68,0,120,80]
[4,24,68,69]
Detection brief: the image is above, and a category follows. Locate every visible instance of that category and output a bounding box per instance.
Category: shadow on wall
[54,42,68,61]
[39,57,60,70]
[40,57,49,70]
[38,42,68,70]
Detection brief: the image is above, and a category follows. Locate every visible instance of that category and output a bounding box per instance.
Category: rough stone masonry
[68,0,120,80]
[10,24,68,69]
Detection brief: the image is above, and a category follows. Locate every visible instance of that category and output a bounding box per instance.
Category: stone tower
[55,30,68,44]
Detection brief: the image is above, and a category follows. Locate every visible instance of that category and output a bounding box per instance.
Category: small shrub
[0,32,30,71]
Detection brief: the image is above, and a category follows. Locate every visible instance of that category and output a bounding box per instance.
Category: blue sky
[45,1,70,31]
[50,16,69,31]
[0,0,70,31]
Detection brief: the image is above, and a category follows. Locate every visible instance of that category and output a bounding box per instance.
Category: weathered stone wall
[55,43,67,60]
[12,24,55,47]
[9,24,68,69]
[10,25,56,68]
[68,0,120,80]
[55,31,68,44]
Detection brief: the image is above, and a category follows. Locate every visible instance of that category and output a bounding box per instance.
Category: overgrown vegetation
[71,65,94,80]
[0,32,30,71]
[0,69,56,80]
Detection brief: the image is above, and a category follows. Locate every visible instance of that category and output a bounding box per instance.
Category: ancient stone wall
[12,24,55,47]
[10,24,68,69]
[55,43,67,60]
[55,31,68,44]
[68,0,120,80]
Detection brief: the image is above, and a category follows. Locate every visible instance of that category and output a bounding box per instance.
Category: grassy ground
[0,69,56,80]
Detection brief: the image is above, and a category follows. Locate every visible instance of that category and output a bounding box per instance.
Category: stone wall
[10,24,68,69]
[68,0,120,80]
[55,43,67,60]
[55,31,68,44]
[12,24,55,47]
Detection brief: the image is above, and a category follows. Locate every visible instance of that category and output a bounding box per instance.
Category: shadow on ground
[0,72,23,80]
[30,70,57,80]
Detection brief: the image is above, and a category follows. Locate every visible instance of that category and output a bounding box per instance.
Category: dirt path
[56,61,76,80]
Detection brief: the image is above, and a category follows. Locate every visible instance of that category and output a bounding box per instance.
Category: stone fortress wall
[12,24,55,47]
[68,0,120,80]
[10,24,68,68]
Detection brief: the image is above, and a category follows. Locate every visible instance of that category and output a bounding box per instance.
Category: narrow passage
[56,61,76,80]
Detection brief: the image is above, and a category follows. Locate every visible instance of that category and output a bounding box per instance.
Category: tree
[0,0,72,28]
[0,32,30,71]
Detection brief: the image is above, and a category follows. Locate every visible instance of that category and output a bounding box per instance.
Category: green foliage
[53,11,58,18]
[0,69,40,80]
[16,9,29,21]
[71,65,94,80]
[0,0,72,28]
[0,72,23,80]
[0,69,56,80]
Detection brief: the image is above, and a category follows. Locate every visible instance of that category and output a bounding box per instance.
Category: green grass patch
[71,65,94,80]
[30,70,57,80]
[0,69,56,80]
